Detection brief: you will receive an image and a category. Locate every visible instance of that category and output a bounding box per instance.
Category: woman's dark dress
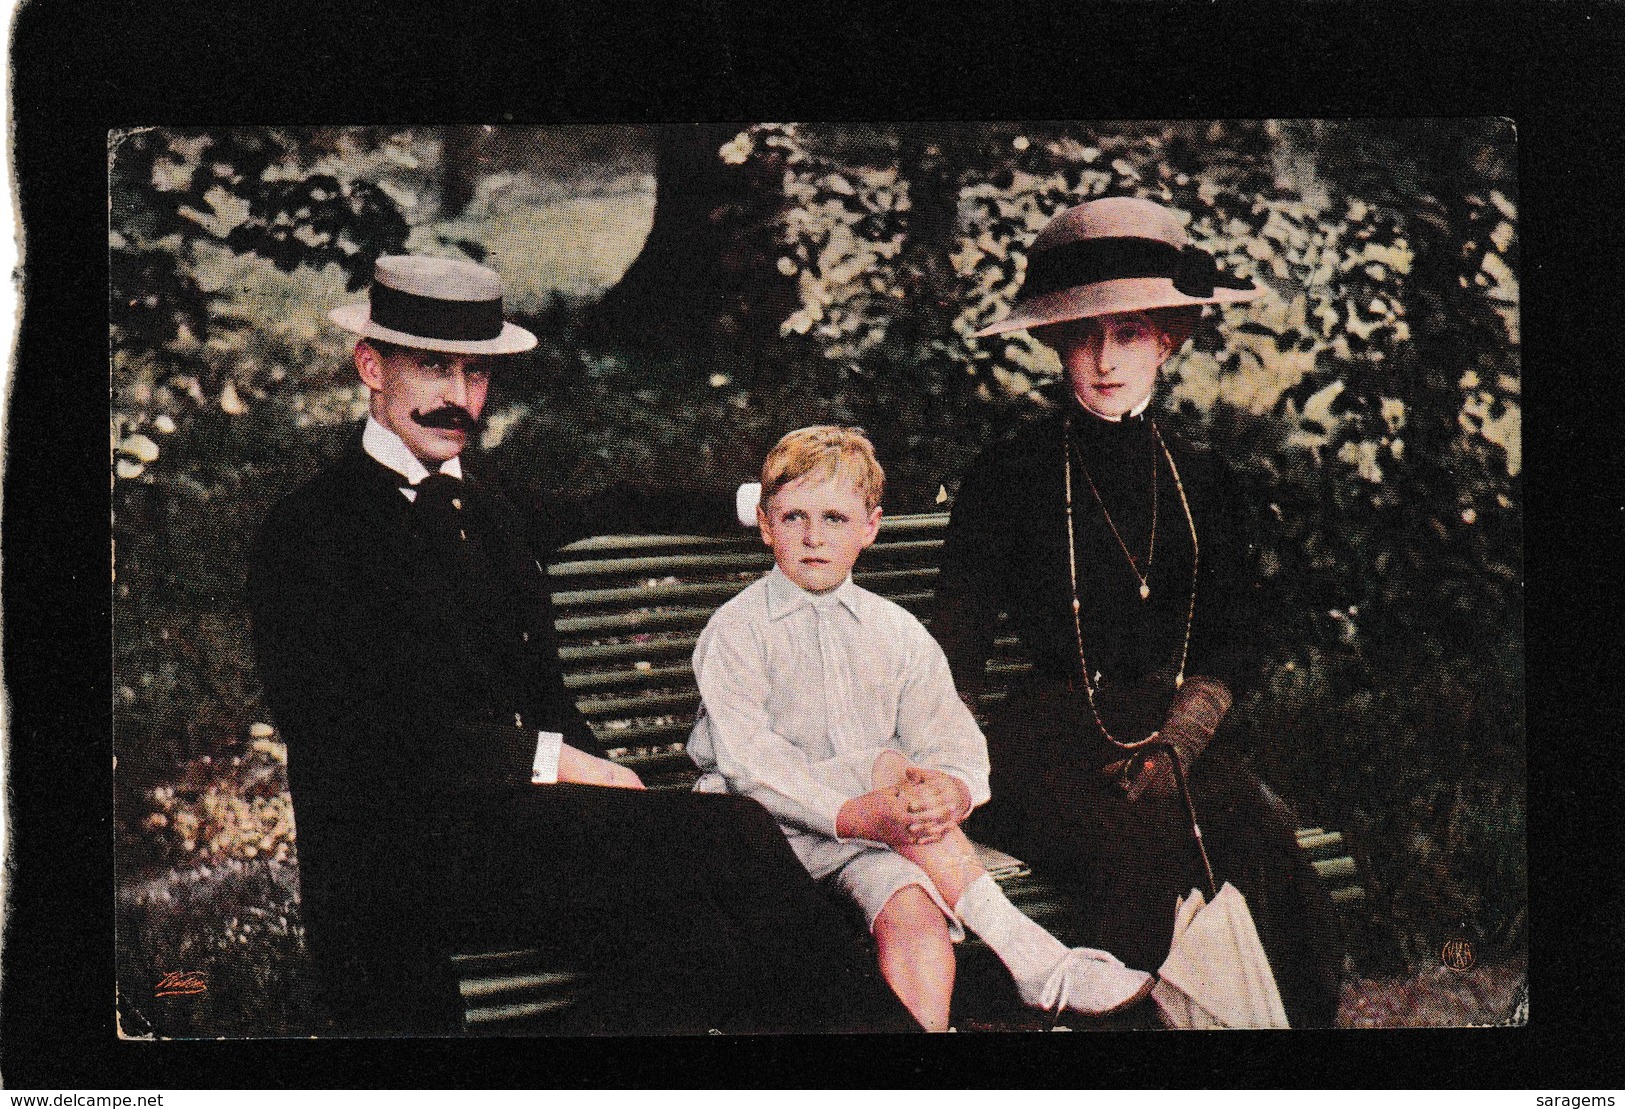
[934,400,1344,1026]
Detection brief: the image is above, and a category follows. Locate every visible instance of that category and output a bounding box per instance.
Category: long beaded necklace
[1063,410,1201,750]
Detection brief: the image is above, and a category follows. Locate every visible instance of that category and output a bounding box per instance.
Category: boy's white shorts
[696,752,967,939]
[785,829,967,942]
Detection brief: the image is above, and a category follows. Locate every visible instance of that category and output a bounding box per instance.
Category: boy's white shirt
[689,566,990,842]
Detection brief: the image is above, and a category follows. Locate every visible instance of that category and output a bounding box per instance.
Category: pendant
[1139,582,1151,600]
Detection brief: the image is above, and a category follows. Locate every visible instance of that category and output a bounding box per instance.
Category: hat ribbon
[1022,236,1254,302]
[370,282,506,342]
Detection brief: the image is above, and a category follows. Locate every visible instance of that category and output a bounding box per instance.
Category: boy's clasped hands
[836,763,971,846]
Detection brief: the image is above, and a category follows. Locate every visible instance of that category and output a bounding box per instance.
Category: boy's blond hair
[761,425,885,513]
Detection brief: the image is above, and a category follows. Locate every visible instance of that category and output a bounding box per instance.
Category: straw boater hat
[972,197,1261,338]
[330,255,538,355]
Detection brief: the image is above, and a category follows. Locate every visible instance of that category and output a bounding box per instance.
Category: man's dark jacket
[248,432,597,1025]
[247,429,919,1035]
[249,433,600,827]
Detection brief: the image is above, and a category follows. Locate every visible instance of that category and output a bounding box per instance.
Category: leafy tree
[587,123,798,358]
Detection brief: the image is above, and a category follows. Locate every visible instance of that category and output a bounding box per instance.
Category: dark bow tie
[407,471,463,492]
[409,473,475,541]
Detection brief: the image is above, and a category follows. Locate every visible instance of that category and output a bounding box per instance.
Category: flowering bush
[137,735,296,867]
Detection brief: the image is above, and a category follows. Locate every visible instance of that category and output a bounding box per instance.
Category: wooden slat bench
[454,512,1364,1031]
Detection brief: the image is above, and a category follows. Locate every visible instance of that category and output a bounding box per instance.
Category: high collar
[764,565,867,622]
[1072,387,1154,423]
[1068,393,1153,448]
[363,415,463,486]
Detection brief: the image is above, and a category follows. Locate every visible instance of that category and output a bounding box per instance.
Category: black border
[6,0,1623,1090]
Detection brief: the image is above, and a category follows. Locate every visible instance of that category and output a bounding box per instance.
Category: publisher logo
[1441,937,1476,972]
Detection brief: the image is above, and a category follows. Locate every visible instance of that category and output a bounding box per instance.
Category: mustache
[411,406,487,433]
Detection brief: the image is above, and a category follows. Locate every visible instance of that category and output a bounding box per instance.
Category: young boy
[690,426,1153,1031]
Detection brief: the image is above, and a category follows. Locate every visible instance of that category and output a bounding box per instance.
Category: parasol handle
[1151,739,1218,900]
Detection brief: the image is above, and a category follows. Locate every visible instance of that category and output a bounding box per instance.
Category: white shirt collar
[1073,389,1154,422]
[363,415,462,486]
[764,565,866,622]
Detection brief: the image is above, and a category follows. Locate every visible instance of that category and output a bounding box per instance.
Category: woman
[934,196,1345,1027]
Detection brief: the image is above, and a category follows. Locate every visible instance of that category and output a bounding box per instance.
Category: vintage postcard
[107,121,1524,1041]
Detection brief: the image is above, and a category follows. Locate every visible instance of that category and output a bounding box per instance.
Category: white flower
[718,131,754,166]
[1380,397,1406,433]
[1337,439,1384,484]
[119,434,160,463]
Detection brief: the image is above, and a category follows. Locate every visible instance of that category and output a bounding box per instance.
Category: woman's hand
[555,744,646,790]
[1102,677,1233,802]
[1102,751,1177,802]
[1127,751,1178,801]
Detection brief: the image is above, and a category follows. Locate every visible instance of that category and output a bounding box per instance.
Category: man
[248,255,917,1035]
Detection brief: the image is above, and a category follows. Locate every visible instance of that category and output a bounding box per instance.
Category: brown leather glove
[1160,676,1233,770]
[1111,676,1233,802]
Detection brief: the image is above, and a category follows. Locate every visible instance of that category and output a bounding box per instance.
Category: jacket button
[452,497,462,510]
[522,631,530,643]
[514,712,523,729]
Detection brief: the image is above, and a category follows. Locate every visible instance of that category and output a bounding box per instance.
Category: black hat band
[1022,236,1254,302]
[370,282,506,342]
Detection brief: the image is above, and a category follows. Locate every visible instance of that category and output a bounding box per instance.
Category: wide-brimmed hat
[330,254,537,355]
[972,197,1261,338]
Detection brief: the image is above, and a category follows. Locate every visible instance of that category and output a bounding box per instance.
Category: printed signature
[155,970,208,997]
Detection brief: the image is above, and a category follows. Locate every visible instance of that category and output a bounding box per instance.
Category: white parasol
[1151,881,1290,1028]
[1121,738,1291,1029]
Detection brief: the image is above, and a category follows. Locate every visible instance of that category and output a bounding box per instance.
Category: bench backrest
[552,512,1004,787]
[550,514,1364,907]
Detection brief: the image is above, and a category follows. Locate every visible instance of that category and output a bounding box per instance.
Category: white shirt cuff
[531,730,564,785]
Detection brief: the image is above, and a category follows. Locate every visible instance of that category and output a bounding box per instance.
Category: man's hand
[895,767,972,844]
[555,744,646,790]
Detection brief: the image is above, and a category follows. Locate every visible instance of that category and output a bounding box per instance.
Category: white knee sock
[952,873,1070,1002]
